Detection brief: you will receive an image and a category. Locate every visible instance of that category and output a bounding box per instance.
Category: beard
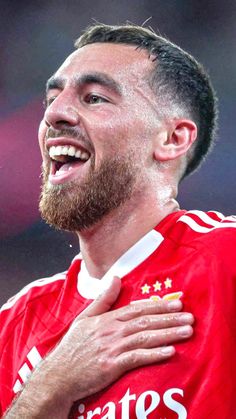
[39,154,138,232]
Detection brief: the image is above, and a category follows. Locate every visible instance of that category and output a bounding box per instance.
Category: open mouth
[49,145,90,171]
[47,144,91,184]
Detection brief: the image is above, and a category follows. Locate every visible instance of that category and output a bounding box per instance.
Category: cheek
[84,108,148,161]
[85,111,126,151]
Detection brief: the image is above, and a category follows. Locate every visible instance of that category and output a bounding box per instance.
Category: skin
[39,43,197,277]
[5,43,197,418]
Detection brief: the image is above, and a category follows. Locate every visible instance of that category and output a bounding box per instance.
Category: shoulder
[0,271,67,314]
[0,271,67,354]
[177,210,236,234]
[0,271,68,339]
[170,210,236,247]
[0,254,82,318]
[159,209,236,268]
[166,210,236,275]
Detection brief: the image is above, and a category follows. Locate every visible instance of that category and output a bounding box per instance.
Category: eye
[43,96,57,109]
[84,93,109,104]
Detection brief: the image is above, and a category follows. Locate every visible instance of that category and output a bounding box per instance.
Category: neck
[77,191,179,278]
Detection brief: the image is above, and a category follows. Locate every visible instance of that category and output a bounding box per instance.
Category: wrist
[5,359,72,419]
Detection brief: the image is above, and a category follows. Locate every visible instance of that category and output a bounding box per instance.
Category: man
[0,23,235,418]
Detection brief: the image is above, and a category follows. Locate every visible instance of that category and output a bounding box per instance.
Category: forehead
[53,43,153,87]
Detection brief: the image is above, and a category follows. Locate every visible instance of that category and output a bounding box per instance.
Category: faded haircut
[75,23,218,179]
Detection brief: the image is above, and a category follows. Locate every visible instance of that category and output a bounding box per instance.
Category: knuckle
[156,328,171,343]
[163,328,172,338]
[134,316,149,330]
[95,357,115,381]
[129,304,144,316]
[97,355,110,370]
[136,332,148,345]
[120,351,138,369]
[159,314,177,326]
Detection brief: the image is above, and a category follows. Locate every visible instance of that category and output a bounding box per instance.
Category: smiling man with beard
[1,23,236,419]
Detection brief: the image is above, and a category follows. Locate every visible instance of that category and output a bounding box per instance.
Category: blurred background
[0,0,235,306]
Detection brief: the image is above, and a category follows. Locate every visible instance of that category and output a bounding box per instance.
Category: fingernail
[177,325,192,337]
[161,346,175,355]
[167,300,182,310]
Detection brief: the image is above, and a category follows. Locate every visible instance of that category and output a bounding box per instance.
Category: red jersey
[1,210,236,418]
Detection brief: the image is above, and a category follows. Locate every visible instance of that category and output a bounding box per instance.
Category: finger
[114,299,183,322]
[117,346,176,372]
[123,312,194,336]
[118,325,193,353]
[79,276,121,318]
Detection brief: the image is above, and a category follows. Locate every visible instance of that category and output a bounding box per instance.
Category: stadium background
[0,0,235,306]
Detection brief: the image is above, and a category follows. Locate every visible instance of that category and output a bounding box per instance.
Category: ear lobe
[154,120,197,162]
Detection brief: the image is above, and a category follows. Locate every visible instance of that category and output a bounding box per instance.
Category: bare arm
[4,277,193,418]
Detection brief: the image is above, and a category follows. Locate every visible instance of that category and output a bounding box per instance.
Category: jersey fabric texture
[1,210,236,418]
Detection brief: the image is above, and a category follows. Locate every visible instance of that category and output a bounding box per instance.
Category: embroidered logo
[138,278,183,303]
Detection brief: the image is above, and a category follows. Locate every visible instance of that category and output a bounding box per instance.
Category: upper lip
[46,137,92,156]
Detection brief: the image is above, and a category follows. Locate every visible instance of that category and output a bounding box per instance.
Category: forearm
[4,359,72,419]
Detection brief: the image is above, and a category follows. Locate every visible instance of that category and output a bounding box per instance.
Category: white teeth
[68,146,76,156]
[49,146,56,158]
[81,151,90,160]
[75,150,82,159]
[48,145,90,161]
[62,146,69,155]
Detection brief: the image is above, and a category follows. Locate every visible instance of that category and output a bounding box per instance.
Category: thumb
[79,276,121,318]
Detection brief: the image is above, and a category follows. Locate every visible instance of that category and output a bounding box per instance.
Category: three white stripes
[178,210,236,233]
[13,346,42,394]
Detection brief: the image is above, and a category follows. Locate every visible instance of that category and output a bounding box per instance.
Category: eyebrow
[46,72,122,96]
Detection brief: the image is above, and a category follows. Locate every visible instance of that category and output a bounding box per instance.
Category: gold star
[164,278,172,289]
[141,284,151,294]
[153,281,162,292]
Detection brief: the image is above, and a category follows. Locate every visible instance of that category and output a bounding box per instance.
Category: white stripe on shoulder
[0,272,67,313]
[185,210,236,225]
[208,211,236,222]
[186,210,222,226]
[178,211,236,233]
[184,210,227,226]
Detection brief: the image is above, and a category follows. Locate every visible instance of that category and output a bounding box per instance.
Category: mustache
[45,127,94,155]
[46,127,84,140]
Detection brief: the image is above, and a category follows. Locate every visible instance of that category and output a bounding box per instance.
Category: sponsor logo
[76,387,187,418]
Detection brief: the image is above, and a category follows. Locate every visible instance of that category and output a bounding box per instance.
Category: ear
[153,119,197,162]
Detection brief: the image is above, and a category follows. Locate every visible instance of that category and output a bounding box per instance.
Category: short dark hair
[75,23,218,179]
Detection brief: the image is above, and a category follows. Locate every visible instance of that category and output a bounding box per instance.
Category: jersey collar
[77,229,164,300]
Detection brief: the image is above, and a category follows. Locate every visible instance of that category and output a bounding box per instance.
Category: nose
[44,90,80,129]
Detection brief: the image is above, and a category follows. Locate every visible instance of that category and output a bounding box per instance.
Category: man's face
[39,43,161,231]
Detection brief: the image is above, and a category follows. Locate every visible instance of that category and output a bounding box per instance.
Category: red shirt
[1,210,236,418]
